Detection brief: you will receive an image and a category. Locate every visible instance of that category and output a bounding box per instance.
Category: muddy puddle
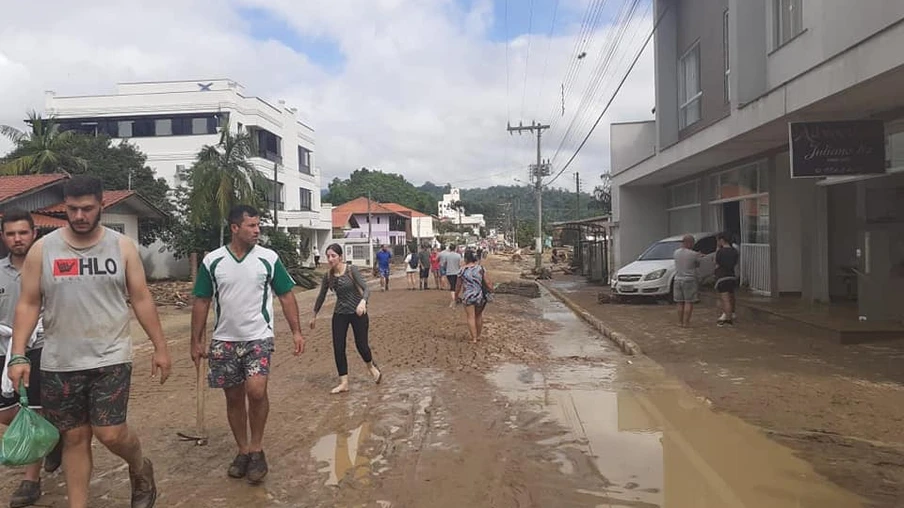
[487,292,865,508]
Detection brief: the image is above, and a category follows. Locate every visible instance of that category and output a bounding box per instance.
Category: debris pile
[148,281,193,307]
[494,280,541,299]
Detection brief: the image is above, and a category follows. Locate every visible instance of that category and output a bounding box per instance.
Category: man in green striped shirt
[191,205,306,485]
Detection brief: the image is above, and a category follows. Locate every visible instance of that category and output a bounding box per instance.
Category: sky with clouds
[0,0,654,191]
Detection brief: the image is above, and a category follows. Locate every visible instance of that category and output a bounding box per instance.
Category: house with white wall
[43,79,331,278]
[0,175,167,259]
[610,0,904,323]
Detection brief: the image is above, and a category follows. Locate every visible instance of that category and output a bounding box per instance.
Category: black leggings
[331,313,372,376]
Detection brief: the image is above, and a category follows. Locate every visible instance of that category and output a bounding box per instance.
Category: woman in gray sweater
[310,244,382,393]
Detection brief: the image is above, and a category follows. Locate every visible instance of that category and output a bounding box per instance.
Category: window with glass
[299,188,312,211]
[710,161,768,201]
[679,43,701,129]
[298,147,312,174]
[256,129,282,162]
[352,245,368,259]
[667,180,701,236]
[774,0,803,47]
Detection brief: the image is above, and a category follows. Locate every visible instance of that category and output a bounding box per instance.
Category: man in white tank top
[9,176,172,508]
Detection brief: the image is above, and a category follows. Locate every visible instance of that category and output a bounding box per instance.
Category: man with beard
[191,205,306,484]
[0,209,62,507]
[8,176,172,508]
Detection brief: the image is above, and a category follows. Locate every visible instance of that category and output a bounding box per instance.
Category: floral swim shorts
[208,338,274,389]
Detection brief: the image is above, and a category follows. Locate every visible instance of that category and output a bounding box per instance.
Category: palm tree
[0,111,85,175]
[188,124,269,246]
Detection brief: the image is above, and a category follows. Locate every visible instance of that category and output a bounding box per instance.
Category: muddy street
[0,260,865,507]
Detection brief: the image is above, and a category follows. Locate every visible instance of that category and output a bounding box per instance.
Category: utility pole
[507,121,550,269]
[575,172,581,219]
[367,190,373,266]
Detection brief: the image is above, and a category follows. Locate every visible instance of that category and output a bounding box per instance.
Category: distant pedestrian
[441,244,463,308]
[375,245,392,291]
[312,245,321,266]
[673,234,702,327]
[310,244,381,394]
[418,245,431,290]
[429,248,442,290]
[455,249,493,343]
[715,232,739,326]
[404,246,419,290]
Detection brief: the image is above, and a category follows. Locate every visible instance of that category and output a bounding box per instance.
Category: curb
[539,282,643,356]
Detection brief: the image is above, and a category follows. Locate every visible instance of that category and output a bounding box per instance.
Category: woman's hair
[464,249,478,264]
[325,243,344,288]
[326,243,343,258]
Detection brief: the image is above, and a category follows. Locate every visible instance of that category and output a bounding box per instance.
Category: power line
[545,2,669,187]
[532,0,561,121]
[544,0,609,127]
[520,0,536,119]
[551,0,645,164]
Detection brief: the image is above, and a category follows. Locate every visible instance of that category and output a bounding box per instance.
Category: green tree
[0,112,86,175]
[187,126,269,246]
[325,168,436,214]
[62,135,172,245]
[590,173,612,214]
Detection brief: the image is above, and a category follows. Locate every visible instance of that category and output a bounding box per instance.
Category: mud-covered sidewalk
[546,275,904,508]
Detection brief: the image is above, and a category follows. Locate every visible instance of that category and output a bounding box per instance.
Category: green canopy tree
[325,168,436,213]
[186,125,269,246]
[0,112,86,175]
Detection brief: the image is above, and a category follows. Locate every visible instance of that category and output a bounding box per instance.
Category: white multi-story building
[610,0,904,322]
[437,187,485,235]
[44,79,332,278]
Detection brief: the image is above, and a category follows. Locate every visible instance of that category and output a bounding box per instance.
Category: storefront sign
[789,120,887,178]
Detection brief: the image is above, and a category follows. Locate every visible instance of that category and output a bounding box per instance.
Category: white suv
[610,233,718,300]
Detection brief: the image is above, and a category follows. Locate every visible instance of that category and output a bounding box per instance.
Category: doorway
[722,201,741,244]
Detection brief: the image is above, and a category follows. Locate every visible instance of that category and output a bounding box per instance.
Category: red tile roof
[382,203,429,217]
[0,174,69,203]
[331,197,407,229]
[38,190,136,214]
[0,212,68,229]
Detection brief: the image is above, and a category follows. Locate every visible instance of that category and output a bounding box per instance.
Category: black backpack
[408,255,419,269]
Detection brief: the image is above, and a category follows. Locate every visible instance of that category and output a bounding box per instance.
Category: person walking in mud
[375,245,392,291]
[429,247,442,290]
[191,205,306,485]
[441,244,463,308]
[8,176,171,508]
[673,234,702,327]
[310,244,382,394]
[418,245,431,290]
[714,232,739,327]
[0,209,63,508]
[455,249,493,343]
[403,246,419,290]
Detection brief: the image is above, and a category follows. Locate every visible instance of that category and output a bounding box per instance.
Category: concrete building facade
[44,79,332,278]
[611,0,904,322]
[437,187,485,235]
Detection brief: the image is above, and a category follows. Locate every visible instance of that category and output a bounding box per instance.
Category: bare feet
[331,375,349,394]
[370,364,382,384]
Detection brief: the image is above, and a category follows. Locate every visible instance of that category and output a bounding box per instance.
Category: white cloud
[0,0,654,191]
